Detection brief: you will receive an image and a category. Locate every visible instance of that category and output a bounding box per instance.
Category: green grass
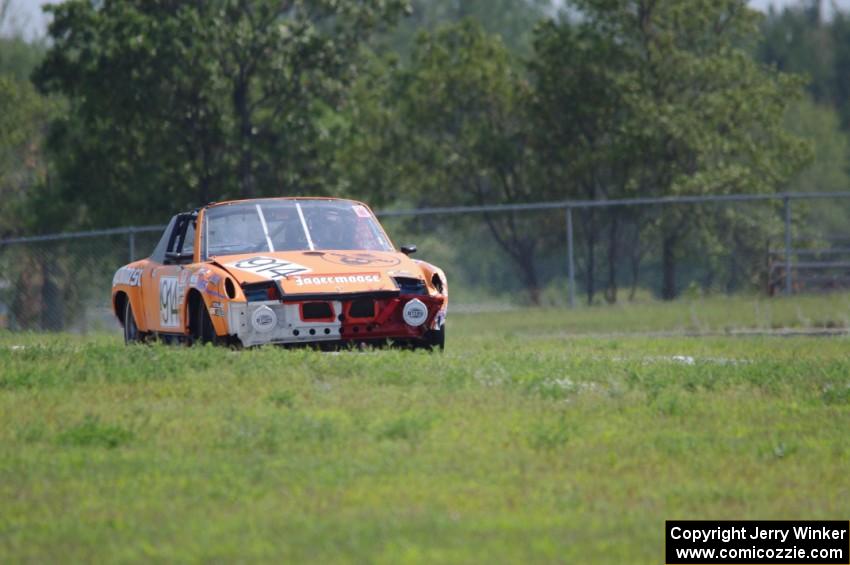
[2,295,850,563]
[457,291,850,335]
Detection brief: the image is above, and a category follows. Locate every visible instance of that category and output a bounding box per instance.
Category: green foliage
[382,0,552,57]
[361,2,810,304]
[332,52,408,208]
[533,0,811,300]
[0,36,45,81]
[6,0,829,308]
[754,0,850,237]
[376,413,433,442]
[782,97,850,239]
[0,11,52,237]
[0,72,58,237]
[352,21,557,302]
[267,389,296,409]
[394,20,536,207]
[757,1,850,127]
[0,0,48,79]
[34,0,410,227]
[785,98,850,194]
[4,299,850,561]
[528,414,573,450]
[821,383,850,406]
[56,414,134,448]
[537,0,810,197]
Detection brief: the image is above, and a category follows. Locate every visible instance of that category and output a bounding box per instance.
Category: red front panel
[337,295,444,341]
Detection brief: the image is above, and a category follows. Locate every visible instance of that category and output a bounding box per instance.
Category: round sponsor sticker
[402,298,428,327]
[251,305,278,332]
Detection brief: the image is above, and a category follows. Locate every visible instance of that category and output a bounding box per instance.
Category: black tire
[423,323,445,351]
[193,300,217,345]
[123,299,141,344]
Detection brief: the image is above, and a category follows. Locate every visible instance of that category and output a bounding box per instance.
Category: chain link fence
[0,228,162,332]
[2,192,849,332]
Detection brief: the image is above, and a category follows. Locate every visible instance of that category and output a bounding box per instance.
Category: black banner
[666,521,849,564]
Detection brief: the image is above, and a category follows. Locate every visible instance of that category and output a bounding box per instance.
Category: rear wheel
[193,300,218,345]
[123,300,141,344]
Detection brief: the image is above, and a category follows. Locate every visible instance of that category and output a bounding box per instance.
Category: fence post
[566,206,576,308]
[129,227,136,263]
[784,197,792,296]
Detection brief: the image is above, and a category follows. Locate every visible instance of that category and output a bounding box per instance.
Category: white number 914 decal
[227,256,312,280]
[159,276,180,328]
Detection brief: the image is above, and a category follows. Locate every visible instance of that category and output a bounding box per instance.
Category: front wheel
[123,300,142,344]
[423,323,445,351]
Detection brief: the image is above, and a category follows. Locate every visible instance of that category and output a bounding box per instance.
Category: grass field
[2,294,850,563]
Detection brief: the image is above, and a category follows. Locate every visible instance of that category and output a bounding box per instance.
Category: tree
[534,0,810,300]
[34,0,409,228]
[0,76,52,237]
[756,2,850,131]
[374,20,555,303]
[0,5,55,238]
[0,0,52,236]
[782,97,850,239]
[758,1,833,102]
[530,19,640,303]
[0,6,66,330]
[381,0,552,57]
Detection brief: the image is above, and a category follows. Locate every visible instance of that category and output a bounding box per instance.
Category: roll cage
[151,211,197,265]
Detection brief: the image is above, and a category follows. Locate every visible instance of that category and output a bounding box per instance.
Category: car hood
[211,250,423,295]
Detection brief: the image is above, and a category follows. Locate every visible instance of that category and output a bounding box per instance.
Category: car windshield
[203,199,394,258]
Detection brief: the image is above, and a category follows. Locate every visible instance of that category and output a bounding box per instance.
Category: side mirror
[164,251,193,265]
[400,244,417,256]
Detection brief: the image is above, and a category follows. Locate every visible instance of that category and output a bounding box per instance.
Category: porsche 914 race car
[111,198,447,349]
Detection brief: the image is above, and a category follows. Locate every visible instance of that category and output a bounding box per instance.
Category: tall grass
[2,295,850,563]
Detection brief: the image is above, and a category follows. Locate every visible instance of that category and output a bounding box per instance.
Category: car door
[137,217,174,332]
[145,214,196,333]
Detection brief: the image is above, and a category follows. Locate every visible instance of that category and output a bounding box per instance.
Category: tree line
[1,0,848,304]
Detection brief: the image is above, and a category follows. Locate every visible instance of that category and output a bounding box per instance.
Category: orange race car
[111,198,448,349]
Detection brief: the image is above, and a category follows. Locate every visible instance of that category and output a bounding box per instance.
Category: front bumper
[227,294,445,347]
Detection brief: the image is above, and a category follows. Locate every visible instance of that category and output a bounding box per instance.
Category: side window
[150,217,177,264]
